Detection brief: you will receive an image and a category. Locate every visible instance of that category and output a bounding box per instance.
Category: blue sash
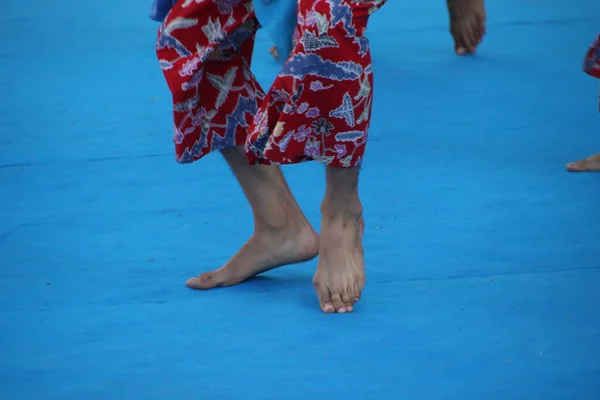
[149,0,297,62]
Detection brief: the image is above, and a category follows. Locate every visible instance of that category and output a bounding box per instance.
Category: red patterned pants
[156,0,385,168]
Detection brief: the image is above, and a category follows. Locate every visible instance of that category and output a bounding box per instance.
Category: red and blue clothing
[154,0,386,167]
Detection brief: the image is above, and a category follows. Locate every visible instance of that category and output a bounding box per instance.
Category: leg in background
[447,0,487,55]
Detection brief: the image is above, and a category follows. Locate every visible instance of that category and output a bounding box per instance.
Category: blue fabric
[253,0,298,62]
[149,0,176,22]
[148,0,298,62]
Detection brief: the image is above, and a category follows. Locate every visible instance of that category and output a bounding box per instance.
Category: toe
[331,292,348,313]
[353,280,364,303]
[456,35,469,55]
[341,289,354,312]
[186,272,216,290]
[315,284,335,313]
[478,17,486,41]
[465,22,478,54]
[451,21,467,55]
[566,162,584,172]
[453,33,466,55]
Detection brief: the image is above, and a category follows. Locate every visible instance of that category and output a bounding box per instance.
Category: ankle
[320,196,363,221]
[254,205,309,234]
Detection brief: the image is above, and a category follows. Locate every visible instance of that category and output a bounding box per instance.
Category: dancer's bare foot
[313,166,365,314]
[186,145,318,289]
[269,45,279,60]
[447,0,486,55]
[186,222,319,289]
[566,153,600,172]
[314,215,365,313]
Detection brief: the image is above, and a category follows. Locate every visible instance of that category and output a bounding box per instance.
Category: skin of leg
[566,152,600,172]
[247,0,376,312]
[186,145,319,289]
[447,0,486,55]
[313,165,365,314]
[269,45,279,60]
[157,1,318,288]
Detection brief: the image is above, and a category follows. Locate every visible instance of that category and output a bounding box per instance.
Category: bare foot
[313,214,365,314]
[566,153,600,172]
[269,45,279,60]
[447,0,486,55]
[186,223,319,289]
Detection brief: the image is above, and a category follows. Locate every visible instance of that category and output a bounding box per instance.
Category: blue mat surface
[1,1,599,399]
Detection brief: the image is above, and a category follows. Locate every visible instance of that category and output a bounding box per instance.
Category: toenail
[324,303,335,312]
[338,308,346,313]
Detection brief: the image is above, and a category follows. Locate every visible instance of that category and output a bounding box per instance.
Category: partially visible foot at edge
[567,153,600,172]
[447,0,487,55]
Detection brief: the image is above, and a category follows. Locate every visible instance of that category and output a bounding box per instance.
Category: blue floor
[1,1,599,399]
